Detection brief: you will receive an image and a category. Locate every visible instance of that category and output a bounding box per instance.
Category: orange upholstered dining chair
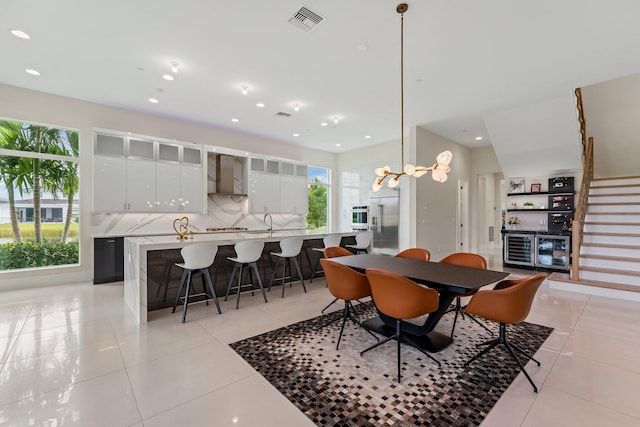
[395,248,431,261]
[318,259,379,350]
[439,252,489,338]
[463,272,547,392]
[362,269,440,383]
[320,246,355,314]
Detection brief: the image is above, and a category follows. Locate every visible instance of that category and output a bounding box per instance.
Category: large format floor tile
[1,247,640,426]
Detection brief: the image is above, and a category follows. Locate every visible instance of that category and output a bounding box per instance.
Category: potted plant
[507,216,521,230]
[523,202,534,209]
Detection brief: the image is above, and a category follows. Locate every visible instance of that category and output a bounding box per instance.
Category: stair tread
[584,231,640,238]
[580,253,640,262]
[548,273,640,293]
[582,242,640,250]
[580,265,640,277]
[589,202,640,206]
[590,184,640,189]
[592,175,640,181]
[589,192,640,197]
[584,220,640,224]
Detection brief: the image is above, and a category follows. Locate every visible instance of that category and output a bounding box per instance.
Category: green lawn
[0,223,79,241]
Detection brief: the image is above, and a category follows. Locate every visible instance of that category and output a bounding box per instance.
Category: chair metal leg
[268,258,282,292]
[181,271,192,323]
[250,262,268,303]
[225,263,239,301]
[203,269,221,314]
[172,269,188,313]
[467,312,494,335]
[464,337,501,367]
[509,342,541,366]
[235,264,244,309]
[504,340,538,393]
[396,320,402,382]
[360,335,396,356]
[292,257,306,292]
[335,304,350,350]
[402,335,441,367]
[321,297,339,314]
[310,252,322,283]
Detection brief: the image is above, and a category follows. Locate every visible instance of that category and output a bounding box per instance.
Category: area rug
[229,302,553,426]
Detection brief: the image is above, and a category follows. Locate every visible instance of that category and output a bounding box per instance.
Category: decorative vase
[510,224,517,230]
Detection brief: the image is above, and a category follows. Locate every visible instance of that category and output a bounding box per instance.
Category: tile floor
[1,248,640,426]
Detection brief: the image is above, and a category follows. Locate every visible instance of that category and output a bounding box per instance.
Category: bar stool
[268,237,306,297]
[309,234,343,282]
[346,232,372,254]
[225,240,268,309]
[171,243,221,323]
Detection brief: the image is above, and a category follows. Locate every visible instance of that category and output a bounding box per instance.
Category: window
[0,120,80,271]
[307,166,329,231]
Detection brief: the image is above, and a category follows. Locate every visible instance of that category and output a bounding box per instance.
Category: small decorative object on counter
[507,216,520,230]
[523,202,534,209]
[511,202,518,209]
[173,216,191,241]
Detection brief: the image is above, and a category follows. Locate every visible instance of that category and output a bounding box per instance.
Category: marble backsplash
[92,195,306,237]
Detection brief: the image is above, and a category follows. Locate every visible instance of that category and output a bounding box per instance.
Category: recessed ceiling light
[162,74,174,81]
[320,122,328,127]
[357,43,368,51]
[256,103,265,108]
[293,103,299,112]
[25,68,40,76]
[364,135,371,139]
[475,136,483,141]
[231,118,239,123]
[333,116,339,124]
[170,62,179,73]
[10,29,31,39]
[241,85,248,95]
[155,88,165,93]
[148,98,159,103]
[335,144,341,147]
[293,133,299,137]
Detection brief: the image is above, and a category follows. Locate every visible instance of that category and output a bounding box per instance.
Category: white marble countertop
[124,229,359,251]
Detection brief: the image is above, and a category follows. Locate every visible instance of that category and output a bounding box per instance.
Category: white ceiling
[3,0,640,154]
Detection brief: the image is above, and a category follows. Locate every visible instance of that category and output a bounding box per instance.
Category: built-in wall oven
[351,205,369,231]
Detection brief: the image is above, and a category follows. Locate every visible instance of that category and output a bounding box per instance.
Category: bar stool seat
[225,240,268,309]
[346,232,372,254]
[309,234,343,282]
[171,243,221,323]
[268,237,306,297]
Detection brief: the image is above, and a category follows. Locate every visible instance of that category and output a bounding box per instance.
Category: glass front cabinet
[535,234,570,270]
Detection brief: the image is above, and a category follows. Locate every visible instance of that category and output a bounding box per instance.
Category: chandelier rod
[399,3,406,167]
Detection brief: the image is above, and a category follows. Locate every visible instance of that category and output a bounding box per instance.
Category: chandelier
[372,3,453,192]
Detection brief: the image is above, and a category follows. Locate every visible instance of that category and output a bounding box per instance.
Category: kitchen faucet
[263,213,273,236]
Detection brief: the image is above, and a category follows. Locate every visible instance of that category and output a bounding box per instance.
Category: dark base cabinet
[502,231,570,271]
[145,235,357,311]
[93,237,124,284]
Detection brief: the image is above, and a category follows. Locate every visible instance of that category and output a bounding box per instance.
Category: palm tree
[0,121,31,242]
[59,130,79,242]
[24,124,63,243]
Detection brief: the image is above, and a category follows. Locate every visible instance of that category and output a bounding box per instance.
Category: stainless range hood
[208,153,247,197]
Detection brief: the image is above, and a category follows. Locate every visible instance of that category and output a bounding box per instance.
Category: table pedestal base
[362,316,453,353]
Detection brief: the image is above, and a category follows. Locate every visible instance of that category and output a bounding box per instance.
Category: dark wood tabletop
[328,254,510,352]
[330,254,509,293]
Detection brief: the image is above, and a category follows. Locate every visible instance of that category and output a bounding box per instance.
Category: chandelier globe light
[372,3,453,192]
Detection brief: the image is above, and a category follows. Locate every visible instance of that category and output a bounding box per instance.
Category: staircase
[549,176,640,300]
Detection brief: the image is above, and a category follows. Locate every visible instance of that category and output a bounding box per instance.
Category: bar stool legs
[225,261,268,310]
[172,266,221,323]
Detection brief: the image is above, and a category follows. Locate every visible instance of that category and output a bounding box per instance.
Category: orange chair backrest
[439,252,487,269]
[395,248,431,261]
[365,269,439,319]
[320,259,372,301]
[324,246,353,258]
[464,273,547,324]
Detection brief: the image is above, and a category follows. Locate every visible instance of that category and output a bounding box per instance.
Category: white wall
[470,146,503,252]
[0,83,337,289]
[414,127,471,260]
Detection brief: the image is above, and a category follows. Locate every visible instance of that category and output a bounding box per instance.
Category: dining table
[330,254,509,352]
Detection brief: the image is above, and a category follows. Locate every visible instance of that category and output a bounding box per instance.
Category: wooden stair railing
[571,136,594,279]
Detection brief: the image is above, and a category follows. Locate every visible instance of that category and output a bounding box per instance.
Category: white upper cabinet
[249,158,308,214]
[93,132,203,213]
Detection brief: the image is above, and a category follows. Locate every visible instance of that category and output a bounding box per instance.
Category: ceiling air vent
[288,7,324,32]
[274,112,291,117]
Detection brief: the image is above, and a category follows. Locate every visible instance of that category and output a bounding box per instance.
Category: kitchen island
[124,230,363,323]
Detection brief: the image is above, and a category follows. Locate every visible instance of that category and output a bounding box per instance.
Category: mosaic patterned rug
[229,302,553,426]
